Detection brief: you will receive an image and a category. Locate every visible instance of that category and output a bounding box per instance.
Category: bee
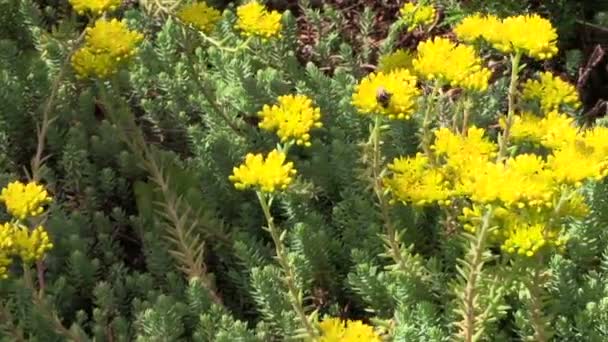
[376,86,392,108]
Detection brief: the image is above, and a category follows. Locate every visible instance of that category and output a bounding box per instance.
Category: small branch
[23,265,84,342]
[498,51,522,161]
[31,29,87,182]
[458,208,493,342]
[183,32,247,138]
[421,83,440,163]
[369,116,406,271]
[256,192,319,340]
[143,154,224,306]
[0,303,26,342]
[525,264,550,342]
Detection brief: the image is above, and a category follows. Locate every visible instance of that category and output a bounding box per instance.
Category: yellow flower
[461,205,567,257]
[318,317,381,342]
[413,37,491,92]
[547,144,600,185]
[351,69,420,120]
[453,13,501,43]
[82,19,144,57]
[229,149,296,193]
[11,224,53,263]
[177,2,222,33]
[432,126,497,173]
[501,218,566,257]
[507,111,578,150]
[0,253,9,279]
[0,223,14,278]
[399,2,436,32]
[258,94,322,147]
[486,14,558,60]
[71,48,118,79]
[71,19,143,79]
[69,0,121,15]
[523,72,581,112]
[459,154,556,208]
[0,181,51,220]
[235,1,282,39]
[377,49,414,73]
[385,153,453,206]
[547,126,608,184]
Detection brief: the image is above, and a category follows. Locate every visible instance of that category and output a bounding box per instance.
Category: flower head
[507,111,577,150]
[413,37,491,92]
[352,69,420,120]
[385,153,453,206]
[487,14,558,60]
[501,222,564,257]
[69,0,121,15]
[0,181,51,220]
[453,13,501,43]
[377,49,414,73]
[460,154,556,208]
[523,72,581,112]
[400,2,436,32]
[71,48,118,79]
[177,2,222,33]
[433,126,497,172]
[258,95,322,147]
[229,149,296,193]
[235,1,282,39]
[10,224,53,263]
[71,19,143,79]
[318,317,381,342]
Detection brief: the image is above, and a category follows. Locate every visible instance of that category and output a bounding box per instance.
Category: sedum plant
[1,0,607,341]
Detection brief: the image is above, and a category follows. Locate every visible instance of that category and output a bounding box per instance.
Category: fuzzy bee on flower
[375,86,392,108]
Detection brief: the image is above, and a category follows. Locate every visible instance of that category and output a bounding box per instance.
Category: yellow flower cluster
[177,2,222,33]
[0,223,53,278]
[507,111,577,149]
[229,149,296,193]
[352,69,420,120]
[453,13,501,43]
[258,94,322,147]
[412,37,491,92]
[459,154,555,208]
[0,181,53,279]
[318,317,381,342]
[0,181,52,220]
[399,2,436,32]
[522,72,581,112]
[72,19,143,79]
[384,153,452,206]
[235,1,282,39]
[432,126,497,171]
[69,0,121,15]
[454,13,558,60]
[377,49,413,73]
[460,205,568,257]
[508,111,608,185]
[385,117,608,257]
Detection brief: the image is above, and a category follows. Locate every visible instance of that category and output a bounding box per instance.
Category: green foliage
[0,0,607,341]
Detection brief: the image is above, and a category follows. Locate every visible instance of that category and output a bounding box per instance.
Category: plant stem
[256,191,318,340]
[183,33,246,138]
[498,51,523,161]
[23,264,85,342]
[460,208,493,342]
[31,29,87,182]
[421,83,440,163]
[144,153,224,305]
[526,263,550,342]
[0,303,25,342]
[369,116,408,272]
